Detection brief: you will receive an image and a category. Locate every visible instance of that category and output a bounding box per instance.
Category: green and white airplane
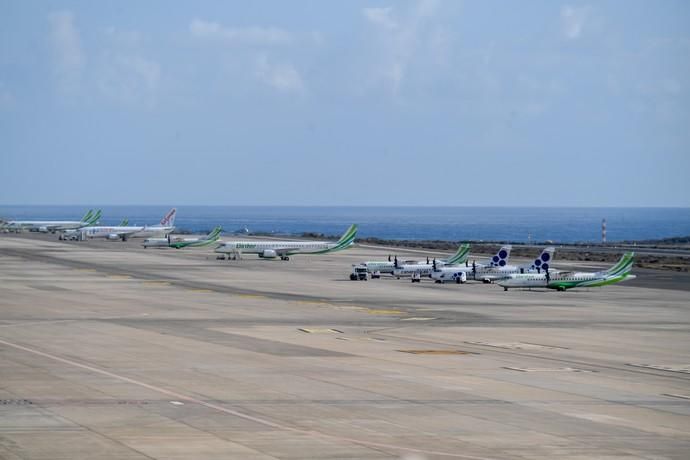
[498,252,636,291]
[215,224,357,260]
[362,243,471,275]
[4,209,101,233]
[143,226,222,249]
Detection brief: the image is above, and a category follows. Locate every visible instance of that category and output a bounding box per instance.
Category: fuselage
[215,240,338,256]
[499,271,636,291]
[82,226,145,239]
[6,220,86,232]
[430,264,543,283]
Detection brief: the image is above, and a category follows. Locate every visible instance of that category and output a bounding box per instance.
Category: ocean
[1,206,689,243]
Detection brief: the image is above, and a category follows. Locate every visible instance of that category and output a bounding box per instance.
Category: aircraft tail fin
[160,208,177,227]
[488,245,512,267]
[81,209,94,223]
[446,243,471,265]
[118,218,129,227]
[87,210,102,225]
[204,226,222,242]
[604,252,635,277]
[329,224,358,251]
[525,246,555,272]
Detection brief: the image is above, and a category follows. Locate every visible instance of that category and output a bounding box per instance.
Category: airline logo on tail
[82,209,101,226]
[203,226,222,242]
[603,252,635,278]
[446,243,471,265]
[529,247,555,272]
[489,245,512,267]
[160,208,177,227]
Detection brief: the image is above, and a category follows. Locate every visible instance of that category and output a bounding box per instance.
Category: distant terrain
[316,234,690,273]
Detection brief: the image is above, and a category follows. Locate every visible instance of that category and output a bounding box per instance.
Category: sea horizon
[3,205,689,244]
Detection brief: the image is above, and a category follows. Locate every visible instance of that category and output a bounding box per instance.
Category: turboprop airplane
[215,224,357,260]
[498,252,635,291]
[361,243,471,275]
[75,208,176,241]
[143,226,222,249]
[431,246,555,284]
[394,244,509,279]
[5,209,101,233]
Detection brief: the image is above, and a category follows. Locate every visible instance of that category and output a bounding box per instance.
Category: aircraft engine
[38,226,49,233]
[107,233,121,240]
[260,249,277,258]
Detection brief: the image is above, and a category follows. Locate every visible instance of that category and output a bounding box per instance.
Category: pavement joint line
[0,337,497,460]
[663,393,690,400]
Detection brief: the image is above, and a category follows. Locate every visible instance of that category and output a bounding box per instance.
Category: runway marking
[0,337,495,460]
[365,309,405,315]
[398,350,475,355]
[401,317,436,321]
[169,400,185,406]
[142,280,171,286]
[298,328,343,334]
[663,393,690,400]
[504,367,593,373]
[628,363,690,374]
[466,341,567,351]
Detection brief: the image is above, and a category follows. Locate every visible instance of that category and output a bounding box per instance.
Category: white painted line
[0,337,495,460]
[169,400,184,406]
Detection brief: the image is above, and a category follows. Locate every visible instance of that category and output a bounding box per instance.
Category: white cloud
[254,55,304,93]
[561,5,590,40]
[97,54,161,108]
[0,82,14,108]
[363,7,398,31]
[190,19,293,46]
[49,11,85,95]
[362,0,446,96]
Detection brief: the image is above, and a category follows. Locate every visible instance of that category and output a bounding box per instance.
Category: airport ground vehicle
[350,265,368,280]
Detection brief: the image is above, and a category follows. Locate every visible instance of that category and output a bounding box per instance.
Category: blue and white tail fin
[487,245,511,267]
[522,246,555,272]
[160,208,177,227]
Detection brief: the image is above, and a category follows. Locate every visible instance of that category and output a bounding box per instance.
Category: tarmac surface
[0,234,689,459]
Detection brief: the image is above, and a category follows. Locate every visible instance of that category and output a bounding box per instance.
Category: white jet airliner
[75,208,176,241]
[3,209,101,233]
[215,224,357,260]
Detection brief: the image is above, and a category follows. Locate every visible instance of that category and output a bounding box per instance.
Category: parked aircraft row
[354,244,635,291]
[2,209,636,291]
[1,209,102,233]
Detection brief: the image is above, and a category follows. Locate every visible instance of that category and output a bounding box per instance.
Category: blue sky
[1,0,688,206]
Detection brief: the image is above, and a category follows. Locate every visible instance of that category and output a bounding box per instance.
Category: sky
[0,0,689,206]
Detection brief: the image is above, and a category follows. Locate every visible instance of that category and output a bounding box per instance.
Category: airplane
[72,208,176,241]
[394,244,510,279]
[143,226,222,249]
[431,246,555,284]
[498,252,636,291]
[4,209,101,233]
[214,224,357,260]
[360,243,471,275]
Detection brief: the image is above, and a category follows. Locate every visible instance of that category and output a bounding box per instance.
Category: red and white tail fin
[160,208,177,227]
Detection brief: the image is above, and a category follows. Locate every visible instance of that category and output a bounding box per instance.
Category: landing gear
[280,256,290,261]
[504,287,508,291]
